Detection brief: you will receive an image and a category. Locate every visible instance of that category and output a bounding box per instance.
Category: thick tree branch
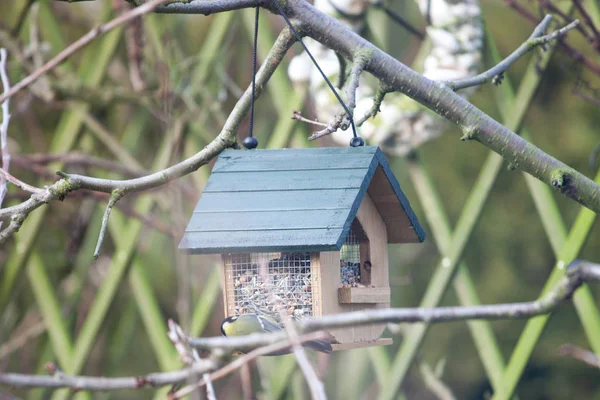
[189,261,600,351]
[139,0,600,213]
[283,5,600,213]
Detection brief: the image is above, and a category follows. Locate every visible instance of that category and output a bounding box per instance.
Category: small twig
[167,320,216,400]
[539,0,594,42]
[93,189,125,259]
[419,362,456,400]
[308,56,368,142]
[0,0,173,105]
[335,52,347,89]
[447,15,579,91]
[171,332,329,399]
[572,0,600,47]
[0,320,47,359]
[356,84,390,126]
[0,360,216,391]
[0,48,12,211]
[0,169,41,194]
[240,363,253,400]
[506,1,600,75]
[557,344,600,368]
[345,58,367,112]
[12,153,149,179]
[291,111,329,128]
[308,114,343,141]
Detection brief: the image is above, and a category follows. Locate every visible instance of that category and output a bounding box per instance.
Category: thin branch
[306,56,368,142]
[149,0,263,14]
[12,153,150,179]
[167,320,216,400]
[356,83,390,126]
[0,0,174,105]
[93,189,125,259]
[557,344,600,368]
[447,16,579,91]
[189,261,600,351]
[572,0,600,47]
[291,110,329,128]
[506,0,600,75]
[0,361,216,391]
[0,48,12,211]
[0,169,41,194]
[419,363,456,400]
[539,0,594,42]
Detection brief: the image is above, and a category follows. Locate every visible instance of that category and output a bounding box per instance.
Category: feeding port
[340,220,371,287]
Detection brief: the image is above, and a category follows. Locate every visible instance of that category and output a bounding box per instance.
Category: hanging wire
[267,0,362,145]
[243,6,260,149]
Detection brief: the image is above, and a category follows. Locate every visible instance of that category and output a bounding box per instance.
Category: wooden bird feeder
[179,146,425,350]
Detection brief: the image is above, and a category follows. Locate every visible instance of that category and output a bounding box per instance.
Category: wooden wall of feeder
[179,146,426,351]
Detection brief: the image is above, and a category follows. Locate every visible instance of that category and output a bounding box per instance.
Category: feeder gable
[179,146,424,254]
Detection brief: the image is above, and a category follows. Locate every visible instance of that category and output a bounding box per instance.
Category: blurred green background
[1,0,600,399]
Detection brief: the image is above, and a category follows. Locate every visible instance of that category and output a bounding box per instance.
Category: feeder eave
[178,237,341,255]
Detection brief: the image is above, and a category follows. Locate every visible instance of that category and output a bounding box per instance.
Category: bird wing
[257,315,283,333]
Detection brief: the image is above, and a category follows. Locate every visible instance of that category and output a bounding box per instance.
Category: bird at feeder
[220,314,333,355]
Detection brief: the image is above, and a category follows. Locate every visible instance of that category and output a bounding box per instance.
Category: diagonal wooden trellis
[2,2,600,400]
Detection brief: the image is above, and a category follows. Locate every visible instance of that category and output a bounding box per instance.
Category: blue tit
[220,314,333,355]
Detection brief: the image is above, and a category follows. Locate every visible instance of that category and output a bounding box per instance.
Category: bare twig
[0,169,41,194]
[305,56,368,142]
[447,16,579,91]
[12,153,149,179]
[557,344,600,368]
[0,320,46,359]
[0,361,216,391]
[0,48,12,211]
[356,83,390,126]
[506,1,600,75]
[0,0,173,105]
[93,189,125,259]
[572,0,600,47]
[291,110,329,128]
[420,362,456,400]
[167,320,217,400]
[539,0,593,42]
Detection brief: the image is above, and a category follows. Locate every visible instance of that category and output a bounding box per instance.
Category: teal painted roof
[179,146,425,254]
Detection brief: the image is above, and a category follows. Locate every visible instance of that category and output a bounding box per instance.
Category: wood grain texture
[185,209,348,232]
[338,287,391,304]
[355,193,389,340]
